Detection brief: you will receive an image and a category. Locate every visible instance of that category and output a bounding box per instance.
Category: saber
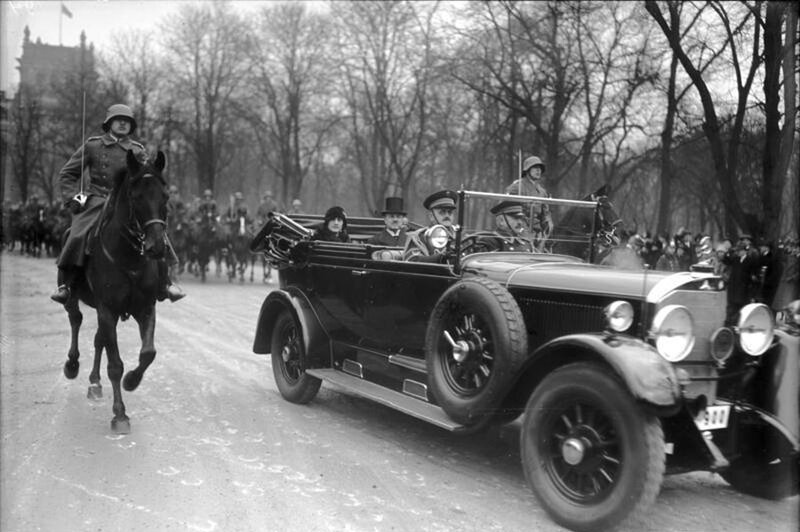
[73,91,88,208]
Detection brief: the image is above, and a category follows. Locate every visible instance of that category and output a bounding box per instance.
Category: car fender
[753,328,799,443]
[252,288,329,365]
[531,333,681,408]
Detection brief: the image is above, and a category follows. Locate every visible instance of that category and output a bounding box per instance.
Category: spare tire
[425,276,528,425]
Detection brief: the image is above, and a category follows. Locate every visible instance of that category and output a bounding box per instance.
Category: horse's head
[587,188,621,243]
[124,150,168,258]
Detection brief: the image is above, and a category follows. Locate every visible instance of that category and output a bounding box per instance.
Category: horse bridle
[122,172,167,256]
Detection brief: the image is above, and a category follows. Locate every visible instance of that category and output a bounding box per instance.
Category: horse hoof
[64,359,79,379]
[122,371,142,392]
[111,417,131,434]
[87,383,103,400]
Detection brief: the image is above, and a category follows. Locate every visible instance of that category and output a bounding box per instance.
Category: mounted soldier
[50,104,184,304]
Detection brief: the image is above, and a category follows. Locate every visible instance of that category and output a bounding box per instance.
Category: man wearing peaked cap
[471,200,534,253]
[403,189,458,262]
[368,197,408,247]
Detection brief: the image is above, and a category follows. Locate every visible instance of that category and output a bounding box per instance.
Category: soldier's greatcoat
[57,133,146,268]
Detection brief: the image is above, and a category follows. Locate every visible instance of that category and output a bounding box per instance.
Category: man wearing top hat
[472,200,534,253]
[403,189,458,262]
[368,197,409,247]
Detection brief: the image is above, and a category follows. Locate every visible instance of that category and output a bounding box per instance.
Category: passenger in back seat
[368,197,408,247]
[313,206,350,242]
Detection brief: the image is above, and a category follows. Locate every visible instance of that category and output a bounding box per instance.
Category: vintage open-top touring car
[249,190,798,532]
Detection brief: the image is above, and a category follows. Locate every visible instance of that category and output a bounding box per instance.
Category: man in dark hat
[403,189,458,261]
[50,103,184,304]
[368,197,408,246]
[471,201,534,253]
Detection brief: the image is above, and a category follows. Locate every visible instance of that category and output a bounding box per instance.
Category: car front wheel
[521,362,665,532]
[271,310,321,404]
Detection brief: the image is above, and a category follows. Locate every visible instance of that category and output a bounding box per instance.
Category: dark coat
[473,229,534,252]
[57,134,147,268]
[368,228,408,247]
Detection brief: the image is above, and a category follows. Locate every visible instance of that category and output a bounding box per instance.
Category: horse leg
[63,298,82,379]
[87,330,104,400]
[97,310,129,433]
[122,306,156,392]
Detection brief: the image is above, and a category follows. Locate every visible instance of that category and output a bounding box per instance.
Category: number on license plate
[695,404,730,430]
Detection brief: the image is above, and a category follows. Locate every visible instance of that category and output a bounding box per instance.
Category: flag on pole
[61,3,73,18]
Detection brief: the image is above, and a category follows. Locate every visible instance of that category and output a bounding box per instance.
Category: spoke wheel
[271,311,321,404]
[426,277,527,426]
[521,362,665,532]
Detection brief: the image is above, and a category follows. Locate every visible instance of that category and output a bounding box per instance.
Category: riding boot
[50,267,74,304]
[157,260,185,303]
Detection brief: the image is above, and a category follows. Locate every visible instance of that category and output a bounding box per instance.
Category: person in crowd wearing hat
[314,206,350,242]
[722,233,759,324]
[50,103,185,305]
[471,200,534,253]
[368,197,409,247]
[505,155,552,244]
[655,240,681,272]
[256,189,281,225]
[288,198,303,215]
[756,238,781,308]
[403,189,458,262]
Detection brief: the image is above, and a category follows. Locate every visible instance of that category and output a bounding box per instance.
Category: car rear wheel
[521,362,665,532]
[425,277,527,425]
[271,310,321,404]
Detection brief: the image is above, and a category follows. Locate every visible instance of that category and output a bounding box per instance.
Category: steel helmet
[102,104,137,134]
[522,156,545,174]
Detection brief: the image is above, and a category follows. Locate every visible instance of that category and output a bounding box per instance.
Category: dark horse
[549,185,623,263]
[62,150,168,433]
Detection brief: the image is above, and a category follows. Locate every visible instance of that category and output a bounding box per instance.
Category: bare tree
[331,1,441,212]
[646,0,771,237]
[243,2,336,207]
[161,2,251,193]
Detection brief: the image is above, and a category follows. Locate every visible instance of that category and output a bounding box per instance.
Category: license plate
[695,404,731,430]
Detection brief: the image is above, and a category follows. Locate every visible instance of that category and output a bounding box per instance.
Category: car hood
[461,252,715,301]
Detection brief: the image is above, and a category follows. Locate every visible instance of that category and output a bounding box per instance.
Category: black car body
[250,190,798,532]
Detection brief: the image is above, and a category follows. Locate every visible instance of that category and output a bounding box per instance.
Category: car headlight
[650,305,695,362]
[604,301,633,332]
[737,303,774,356]
[426,225,449,251]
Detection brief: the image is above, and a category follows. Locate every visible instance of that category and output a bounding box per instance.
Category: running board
[305,368,467,432]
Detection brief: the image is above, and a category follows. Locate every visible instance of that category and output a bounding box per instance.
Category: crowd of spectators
[603,228,799,317]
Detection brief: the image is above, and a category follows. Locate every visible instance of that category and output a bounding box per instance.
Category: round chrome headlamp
[737,303,774,356]
[650,305,695,362]
[426,225,450,251]
[604,301,634,332]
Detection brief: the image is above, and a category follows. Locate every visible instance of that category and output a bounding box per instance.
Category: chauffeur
[403,189,458,262]
[475,200,534,252]
[368,197,408,247]
[50,104,184,304]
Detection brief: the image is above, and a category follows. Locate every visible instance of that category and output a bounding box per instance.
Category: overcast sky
[0,0,299,95]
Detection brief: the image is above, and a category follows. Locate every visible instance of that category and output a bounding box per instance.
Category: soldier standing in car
[505,155,553,249]
[368,197,408,247]
[403,189,458,262]
[50,104,184,304]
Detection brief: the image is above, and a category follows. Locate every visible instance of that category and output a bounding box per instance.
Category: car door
[357,259,458,354]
